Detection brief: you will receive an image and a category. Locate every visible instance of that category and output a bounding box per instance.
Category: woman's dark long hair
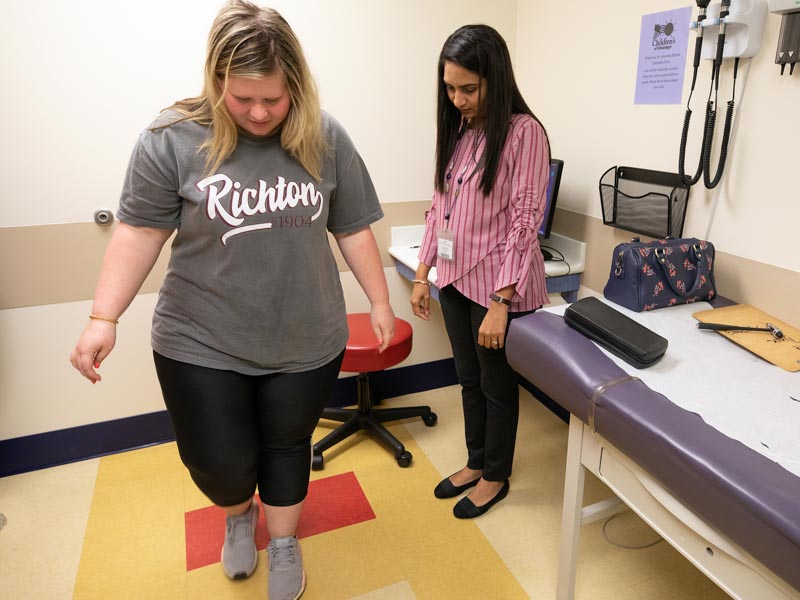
[435,24,549,196]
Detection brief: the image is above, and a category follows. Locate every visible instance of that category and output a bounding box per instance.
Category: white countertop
[388,225,586,281]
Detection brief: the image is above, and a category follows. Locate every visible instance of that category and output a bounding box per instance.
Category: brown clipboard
[693,304,800,372]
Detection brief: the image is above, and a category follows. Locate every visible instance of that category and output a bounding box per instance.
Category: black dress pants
[439,285,535,481]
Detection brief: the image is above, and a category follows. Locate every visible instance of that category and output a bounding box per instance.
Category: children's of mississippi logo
[652,21,676,50]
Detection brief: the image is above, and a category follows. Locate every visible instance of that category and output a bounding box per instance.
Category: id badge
[437,229,455,261]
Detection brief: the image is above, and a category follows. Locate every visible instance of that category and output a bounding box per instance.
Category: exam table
[506,305,800,600]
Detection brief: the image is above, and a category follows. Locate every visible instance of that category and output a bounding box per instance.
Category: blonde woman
[70,2,393,598]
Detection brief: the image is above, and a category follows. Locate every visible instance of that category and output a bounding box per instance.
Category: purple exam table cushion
[506,311,800,592]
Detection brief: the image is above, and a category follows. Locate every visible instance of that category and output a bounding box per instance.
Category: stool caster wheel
[396,451,412,468]
[312,453,324,471]
[423,412,438,427]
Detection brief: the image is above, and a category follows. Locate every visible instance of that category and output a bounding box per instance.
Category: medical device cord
[540,246,571,276]
[679,1,738,190]
[702,56,739,189]
[602,513,663,550]
[678,66,715,187]
[705,58,750,240]
[678,5,710,187]
[698,0,735,190]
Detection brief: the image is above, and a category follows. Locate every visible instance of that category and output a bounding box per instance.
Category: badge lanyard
[437,134,481,262]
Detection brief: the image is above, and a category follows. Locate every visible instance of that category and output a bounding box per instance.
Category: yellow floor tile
[300,522,406,599]
[1,383,749,599]
[350,580,416,600]
[0,459,99,600]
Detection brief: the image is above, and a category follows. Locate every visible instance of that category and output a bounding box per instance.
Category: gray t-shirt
[118,111,383,374]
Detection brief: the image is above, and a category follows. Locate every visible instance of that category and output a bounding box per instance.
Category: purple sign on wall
[634,6,692,104]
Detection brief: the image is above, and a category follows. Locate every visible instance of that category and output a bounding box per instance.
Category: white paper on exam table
[546,300,800,478]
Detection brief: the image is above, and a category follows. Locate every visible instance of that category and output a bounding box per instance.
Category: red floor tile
[185,471,375,571]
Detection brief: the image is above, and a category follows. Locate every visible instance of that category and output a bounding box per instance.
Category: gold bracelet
[89,314,119,325]
[412,279,432,286]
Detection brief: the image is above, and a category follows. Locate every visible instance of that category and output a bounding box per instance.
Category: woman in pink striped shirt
[410,24,551,519]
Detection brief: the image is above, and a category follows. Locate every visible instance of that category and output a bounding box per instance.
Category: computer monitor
[539,158,563,239]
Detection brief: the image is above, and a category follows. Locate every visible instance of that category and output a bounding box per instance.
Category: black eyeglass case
[563,297,668,369]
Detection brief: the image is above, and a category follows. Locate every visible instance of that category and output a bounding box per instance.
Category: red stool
[312,314,437,470]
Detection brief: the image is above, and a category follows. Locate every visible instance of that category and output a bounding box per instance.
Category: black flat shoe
[453,480,510,519]
[433,474,481,499]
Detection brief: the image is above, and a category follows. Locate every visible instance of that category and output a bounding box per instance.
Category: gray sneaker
[267,535,306,600]
[221,500,259,580]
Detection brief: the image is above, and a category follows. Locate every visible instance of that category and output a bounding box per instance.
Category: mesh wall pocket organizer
[599,166,690,239]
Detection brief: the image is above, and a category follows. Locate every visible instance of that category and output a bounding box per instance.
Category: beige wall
[1,0,518,441]
[0,202,431,311]
[513,0,800,323]
[5,202,798,441]
[554,208,800,325]
[515,0,800,272]
[0,0,517,228]
[3,0,799,441]
[0,202,453,441]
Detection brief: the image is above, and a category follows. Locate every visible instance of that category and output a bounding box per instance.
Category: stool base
[312,372,437,470]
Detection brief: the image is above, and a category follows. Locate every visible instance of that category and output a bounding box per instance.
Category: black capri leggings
[153,350,344,507]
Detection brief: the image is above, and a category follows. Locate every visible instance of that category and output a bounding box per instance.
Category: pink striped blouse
[418,113,550,312]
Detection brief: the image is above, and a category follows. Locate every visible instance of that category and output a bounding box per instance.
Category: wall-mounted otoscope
[678,0,712,187]
[704,0,734,190]
[678,0,768,190]
[714,0,733,90]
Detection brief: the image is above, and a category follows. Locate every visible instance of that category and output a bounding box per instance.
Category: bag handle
[653,242,711,297]
[613,237,641,276]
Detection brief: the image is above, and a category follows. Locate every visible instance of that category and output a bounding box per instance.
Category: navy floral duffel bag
[603,237,716,312]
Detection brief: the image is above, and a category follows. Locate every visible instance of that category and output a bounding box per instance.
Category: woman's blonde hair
[165,0,327,179]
